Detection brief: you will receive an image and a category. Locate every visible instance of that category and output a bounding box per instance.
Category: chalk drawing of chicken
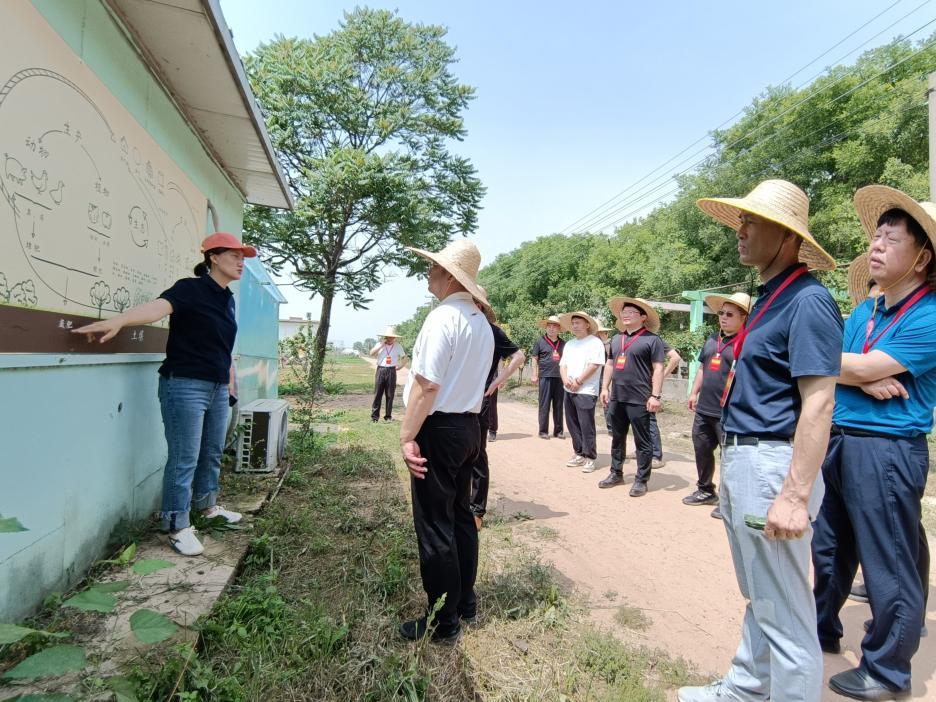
[30,169,47,194]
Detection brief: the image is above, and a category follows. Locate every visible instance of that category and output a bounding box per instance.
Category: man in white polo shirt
[558,311,606,473]
[398,239,494,645]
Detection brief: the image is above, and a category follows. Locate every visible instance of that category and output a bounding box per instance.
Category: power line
[563,1,932,235]
[576,33,936,233]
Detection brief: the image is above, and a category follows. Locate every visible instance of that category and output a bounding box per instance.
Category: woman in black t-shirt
[74,232,255,557]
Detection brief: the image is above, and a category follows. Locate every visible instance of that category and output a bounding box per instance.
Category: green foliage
[129,609,178,644]
[0,514,27,533]
[130,559,175,577]
[2,644,86,680]
[243,7,484,388]
[61,588,117,613]
[476,35,936,338]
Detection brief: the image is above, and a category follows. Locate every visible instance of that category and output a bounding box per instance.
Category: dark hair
[877,208,935,277]
[193,247,230,276]
[622,303,647,316]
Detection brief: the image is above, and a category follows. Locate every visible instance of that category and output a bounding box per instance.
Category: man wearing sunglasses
[684,293,750,513]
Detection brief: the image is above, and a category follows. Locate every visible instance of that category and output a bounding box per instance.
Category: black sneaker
[820,638,841,654]
[399,617,460,645]
[538,432,549,439]
[554,431,565,439]
[682,490,718,506]
[460,612,478,626]
[598,471,624,489]
[629,481,648,497]
[849,583,869,603]
[710,506,723,520]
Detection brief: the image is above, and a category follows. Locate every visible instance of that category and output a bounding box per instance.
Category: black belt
[723,432,792,446]
[377,365,397,370]
[831,424,910,440]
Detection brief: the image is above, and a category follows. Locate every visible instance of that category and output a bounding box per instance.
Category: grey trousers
[720,440,825,702]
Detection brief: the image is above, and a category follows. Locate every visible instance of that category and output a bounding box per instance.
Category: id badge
[614,353,627,370]
[384,356,393,365]
[719,368,735,408]
[708,354,722,372]
[551,351,560,361]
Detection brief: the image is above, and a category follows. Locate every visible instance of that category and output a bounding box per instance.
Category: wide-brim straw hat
[406,239,486,302]
[608,296,661,334]
[378,325,400,339]
[697,179,836,271]
[853,185,936,249]
[558,311,599,335]
[474,285,496,324]
[595,323,614,334]
[847,254,874,307]
[704,292,752,316]
[538,314,563,329]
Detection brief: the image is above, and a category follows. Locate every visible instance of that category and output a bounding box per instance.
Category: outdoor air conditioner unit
[236,399,289,472]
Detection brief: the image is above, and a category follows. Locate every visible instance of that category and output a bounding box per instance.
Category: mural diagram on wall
[0,0,207,352]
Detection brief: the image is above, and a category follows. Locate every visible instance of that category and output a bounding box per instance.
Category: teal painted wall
[0,0,281,622]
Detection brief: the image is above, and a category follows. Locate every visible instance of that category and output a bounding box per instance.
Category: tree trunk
[312,279,337,389]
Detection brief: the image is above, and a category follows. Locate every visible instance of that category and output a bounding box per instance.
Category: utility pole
[929,72,936,200]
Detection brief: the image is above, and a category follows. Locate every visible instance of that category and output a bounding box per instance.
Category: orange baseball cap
[200,232,257,257]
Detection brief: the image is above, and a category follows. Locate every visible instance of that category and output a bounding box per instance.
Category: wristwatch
[650,394,662,400]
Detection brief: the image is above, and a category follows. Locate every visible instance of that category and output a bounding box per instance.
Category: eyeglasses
[718,310,736,317]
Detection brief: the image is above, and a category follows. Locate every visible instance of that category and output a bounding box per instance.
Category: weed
[614,604,651,632]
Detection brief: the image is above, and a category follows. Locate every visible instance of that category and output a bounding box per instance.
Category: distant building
[279,315,319,341]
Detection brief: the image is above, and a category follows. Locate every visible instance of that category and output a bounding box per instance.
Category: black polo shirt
[158,275,237,384]
[722,265,843,438]
[531,335,565,378]
[609,328,665,405]
[696,332,737,418]
[488,323,520,387]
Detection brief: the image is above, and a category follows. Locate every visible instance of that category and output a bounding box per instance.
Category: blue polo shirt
[833,286,936,437]
[722,265,843,438]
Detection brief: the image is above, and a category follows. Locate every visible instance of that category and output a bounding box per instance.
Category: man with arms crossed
[679,180,843,702]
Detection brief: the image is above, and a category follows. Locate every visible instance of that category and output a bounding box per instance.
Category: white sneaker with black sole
[168,526,204,556]
[580,460,597,473]
[566,455,585,467]
[203,505,242,524]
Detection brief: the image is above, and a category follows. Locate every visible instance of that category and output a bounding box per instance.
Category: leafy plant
[2,644,86,680]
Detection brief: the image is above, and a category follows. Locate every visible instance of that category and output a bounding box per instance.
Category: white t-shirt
[403,292,494,414]
[559,335,606,396]
[375,341,405,368]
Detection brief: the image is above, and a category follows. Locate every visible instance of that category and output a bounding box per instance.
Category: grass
[113,400,699,701]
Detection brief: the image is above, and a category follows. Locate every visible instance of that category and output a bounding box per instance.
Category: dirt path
[484,397,936,700]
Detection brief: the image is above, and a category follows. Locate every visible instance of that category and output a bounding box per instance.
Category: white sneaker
[580,460,597,473]
[677,680,741,702]
[652,458,666,469]
[566,455,585,467]
[203,505,242,524]
[168,527,204,556]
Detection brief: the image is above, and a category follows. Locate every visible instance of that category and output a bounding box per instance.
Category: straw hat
[595,323,614,334]
[378,326,400,339]
[608,296,661,334]
[474,285,496,324]
[846,254,874,307]
[703,292,752,316]
[853,185,936,249]
[697,179,836,271]
[558,311,599,335]
[537,314,563,329]
[406,239,486,301]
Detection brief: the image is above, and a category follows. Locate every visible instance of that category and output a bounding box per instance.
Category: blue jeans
[720,440,825,702]
[158,376,229,531]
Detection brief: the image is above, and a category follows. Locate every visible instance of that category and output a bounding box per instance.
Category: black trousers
[470,399,492,517]
[564,391,597,459]
[371,366,396,421]
[608,401,653,482]
[538,376,564,435]
[691,412,721,493]
[812,432,929,691]
[649,413,663,459]
[411,412,481,631]
[487,389,499,433]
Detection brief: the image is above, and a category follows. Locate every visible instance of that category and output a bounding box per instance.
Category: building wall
[0,0,277,622]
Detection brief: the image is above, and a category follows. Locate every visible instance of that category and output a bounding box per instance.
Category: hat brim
[697,196,836,271]
[853,185,936,250]
[558,311,599,335]
[538,317,563,329]
[407,246,487,304]
[846,254,873,307]
[608,296,661,334]
[703,294,752,315]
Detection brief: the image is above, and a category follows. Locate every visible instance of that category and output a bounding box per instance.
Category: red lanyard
[543,335,561,353]
[714,334,735,357]
[732,265,808,360]
[617,327,647,355]
[862,286,929,354]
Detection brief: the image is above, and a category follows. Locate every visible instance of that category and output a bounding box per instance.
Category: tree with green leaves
[243,8,484,387]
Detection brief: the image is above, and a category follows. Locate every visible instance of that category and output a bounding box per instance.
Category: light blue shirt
[833,287,936,436]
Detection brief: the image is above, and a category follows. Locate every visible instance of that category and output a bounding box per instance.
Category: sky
[217,0,934,348]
